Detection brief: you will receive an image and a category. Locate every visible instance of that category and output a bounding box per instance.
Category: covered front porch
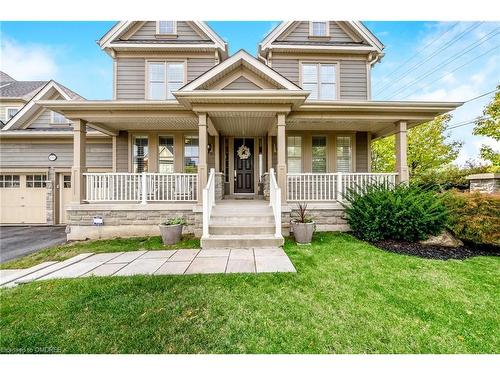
[37,97,458,241]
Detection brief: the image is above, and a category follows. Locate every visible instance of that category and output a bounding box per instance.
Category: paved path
[0,226,67,263]
[0,248,296,287]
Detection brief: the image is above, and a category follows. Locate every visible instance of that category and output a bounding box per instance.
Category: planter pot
[292,221,315,244]
[159,224,183,245]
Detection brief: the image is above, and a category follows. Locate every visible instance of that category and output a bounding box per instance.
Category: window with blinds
[133,136,149,173]
[301,63,336,100]
[336,136,352,173]
[158,136,174,173]
[147,61,185,100]
[287,136,302,173]
[312,136,327,173]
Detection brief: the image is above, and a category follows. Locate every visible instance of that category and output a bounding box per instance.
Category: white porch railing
[269,168,282,238]
[84,172,198,202]
[287,172,397,202]
[202,168,216,238]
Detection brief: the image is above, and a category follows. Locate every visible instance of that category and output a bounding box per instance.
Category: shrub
[343,184,449,242]
[163,217,186,226]
[442,192,500,246]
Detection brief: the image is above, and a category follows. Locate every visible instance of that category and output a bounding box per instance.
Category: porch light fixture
[48,153,57,161]
[207,143,213,153]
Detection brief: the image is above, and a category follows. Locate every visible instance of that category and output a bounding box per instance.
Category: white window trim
[309,21,330,38]
[300,61,340,101]
[335,134,355,173]
[145,60,187,100]
[5,107,20,122]
[311,135,329,173]
[156,21,177,37]
[158,134,175,174]
[50,110,69,125]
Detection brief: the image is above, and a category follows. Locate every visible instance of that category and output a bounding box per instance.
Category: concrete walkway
[0,248,296,288]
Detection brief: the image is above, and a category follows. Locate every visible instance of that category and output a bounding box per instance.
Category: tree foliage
[473,85,500,167]
[371,115,462,179]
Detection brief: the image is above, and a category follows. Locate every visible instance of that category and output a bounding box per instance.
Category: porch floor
[1,248,296,287]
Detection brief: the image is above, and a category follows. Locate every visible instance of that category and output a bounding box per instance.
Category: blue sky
[1,21,499,164]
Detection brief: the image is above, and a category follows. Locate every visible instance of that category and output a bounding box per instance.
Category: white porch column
[395,120,409,183]
[276,113,287,203]
[198,113,208,203]
[71,119,87,203]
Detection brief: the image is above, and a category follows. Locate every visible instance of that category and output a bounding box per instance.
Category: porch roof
[36,98,462,139]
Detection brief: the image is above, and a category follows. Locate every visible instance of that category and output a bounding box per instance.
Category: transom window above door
[157,21,176,35]
[301,63,337,100]
[147,61,185,100]
[310,21,328,37]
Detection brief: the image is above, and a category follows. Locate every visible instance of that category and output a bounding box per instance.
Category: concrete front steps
[201,200,284,249]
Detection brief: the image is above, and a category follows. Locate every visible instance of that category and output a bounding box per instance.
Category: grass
[1,232,498,353]
[0,235,200,270]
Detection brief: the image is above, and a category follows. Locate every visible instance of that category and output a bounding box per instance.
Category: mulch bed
[371,239,500,260]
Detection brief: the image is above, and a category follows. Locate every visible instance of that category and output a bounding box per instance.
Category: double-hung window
[310,21,328,37]
[147,61,185,100]
[302,63,337,100]
[158,21,176,35]
[184,136,199,173]
[133,136,149,173]
[312,136,327,173]
[158,136,174,173]
[287,136,302,173]
[336,136,352,173]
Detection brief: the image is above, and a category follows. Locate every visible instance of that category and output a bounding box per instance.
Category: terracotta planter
[292,221,315,244]
[159,223,183,245]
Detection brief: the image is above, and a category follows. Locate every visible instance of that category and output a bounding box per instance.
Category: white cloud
[0,37,58,80]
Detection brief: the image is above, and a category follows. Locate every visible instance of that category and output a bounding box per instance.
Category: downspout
[367,52,383,100]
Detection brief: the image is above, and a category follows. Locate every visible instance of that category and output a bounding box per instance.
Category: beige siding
[222,77,261,90]
[128,21,207,41]
[115,131,129,172]
[115,57,215,100]
[271,59,300,85]
[340,60,368,100]
[278,21,355,44]
[0,142,112,168]
[271,58,367,100]
[355,132,369,172]
[115,58,146,100]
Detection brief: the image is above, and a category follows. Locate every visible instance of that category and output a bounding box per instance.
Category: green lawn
[0,235,200,270]
[1,232,498,353]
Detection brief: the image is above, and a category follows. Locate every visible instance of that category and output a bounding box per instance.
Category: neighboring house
[0,21,462,248]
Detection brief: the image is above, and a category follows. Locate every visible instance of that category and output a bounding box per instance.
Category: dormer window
[310,21,329,37]
[157,21,176,35]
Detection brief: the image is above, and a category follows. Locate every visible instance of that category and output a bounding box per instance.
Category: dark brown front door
[234,138,254,193]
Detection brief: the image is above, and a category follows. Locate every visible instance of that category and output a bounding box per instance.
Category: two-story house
[0,21,462,248]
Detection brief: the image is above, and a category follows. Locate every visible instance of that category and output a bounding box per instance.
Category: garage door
[0,174,47,224]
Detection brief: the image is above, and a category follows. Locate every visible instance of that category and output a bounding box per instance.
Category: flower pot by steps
[292,221,315,244]
[159,224,183,245]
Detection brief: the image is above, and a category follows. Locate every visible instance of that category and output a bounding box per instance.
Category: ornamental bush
[442,191,500,246]
[343,183,449,242]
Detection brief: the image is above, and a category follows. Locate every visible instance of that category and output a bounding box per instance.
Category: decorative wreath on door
[237,144,251,160]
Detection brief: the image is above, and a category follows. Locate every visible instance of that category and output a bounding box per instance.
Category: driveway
[0,226,67,263]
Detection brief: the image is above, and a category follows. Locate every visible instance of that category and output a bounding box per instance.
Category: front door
[234,138,254,193]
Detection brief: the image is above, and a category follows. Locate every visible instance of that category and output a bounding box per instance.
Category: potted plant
[291,202,315,244]
[159,217,186,245]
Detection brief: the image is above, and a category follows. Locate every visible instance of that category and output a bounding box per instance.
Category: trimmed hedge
[344,184,449,242]
[442,192,500,246]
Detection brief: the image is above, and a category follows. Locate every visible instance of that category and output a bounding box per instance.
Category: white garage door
[0,174,47,224]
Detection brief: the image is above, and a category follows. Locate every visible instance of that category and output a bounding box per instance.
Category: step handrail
[269,168,282,238]
[202,168,216,238]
